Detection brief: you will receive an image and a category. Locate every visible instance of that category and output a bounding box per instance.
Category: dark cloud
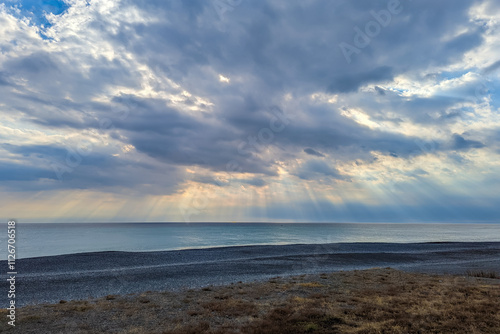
[1,143,183,194]
[192,175,230,187]
[2,143,68,159]
[483,60,500,74]
[444,30,484,58]
[193,175,267,188]
[304,148,325,157]
[0,72,11,86]
[374,86,386,95]
[452,134,485,150]
[295,160,347,181]
[0,162,56,182]
[241,178,267,187]
[328,66,394,93]
[404,168,429,177]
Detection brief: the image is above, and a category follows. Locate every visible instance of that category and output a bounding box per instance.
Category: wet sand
[4,242,500,307]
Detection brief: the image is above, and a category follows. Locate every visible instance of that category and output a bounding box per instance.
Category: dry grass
[466,270,500,279]
[1,268,499,334]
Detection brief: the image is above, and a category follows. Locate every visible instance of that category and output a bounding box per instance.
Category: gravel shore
[3,242,500,307]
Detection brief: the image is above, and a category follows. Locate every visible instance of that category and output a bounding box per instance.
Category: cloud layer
[0,0,499,222]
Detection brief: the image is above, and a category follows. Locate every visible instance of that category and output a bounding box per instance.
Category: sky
[0,0,499,223]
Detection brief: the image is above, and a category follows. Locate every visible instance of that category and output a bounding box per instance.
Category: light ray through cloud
[0,0,499,223]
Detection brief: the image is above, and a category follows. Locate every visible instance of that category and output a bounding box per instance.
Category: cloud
[304,148,325,157]
[0,0,499,222]
[374,86,386,95]
[451,134,485,150]
[192,175,230,187]
[0,161,55,182]
[295,160,347,181]
[1,143,183,194]
[482,59,500,75]
[328,66,394,93]
[241,177,267,187]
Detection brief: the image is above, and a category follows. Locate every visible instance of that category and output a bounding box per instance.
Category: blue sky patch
[6,0,69,30]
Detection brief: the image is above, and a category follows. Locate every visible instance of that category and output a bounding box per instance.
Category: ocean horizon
[3,222,499,260]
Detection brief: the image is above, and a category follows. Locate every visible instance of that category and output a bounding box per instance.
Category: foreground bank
[1,268,499,333]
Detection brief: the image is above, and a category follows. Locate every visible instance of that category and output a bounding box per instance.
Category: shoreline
[3,242,500,307]
[7,239,500,261]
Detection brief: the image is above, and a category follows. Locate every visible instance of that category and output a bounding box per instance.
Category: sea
[2,222,500,260]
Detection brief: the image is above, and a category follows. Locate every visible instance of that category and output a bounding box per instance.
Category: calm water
[2,223,500,260]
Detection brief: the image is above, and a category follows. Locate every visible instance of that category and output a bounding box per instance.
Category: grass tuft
[466,270,499,279]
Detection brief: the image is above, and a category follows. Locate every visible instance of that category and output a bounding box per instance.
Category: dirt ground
[1,268,499,334]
